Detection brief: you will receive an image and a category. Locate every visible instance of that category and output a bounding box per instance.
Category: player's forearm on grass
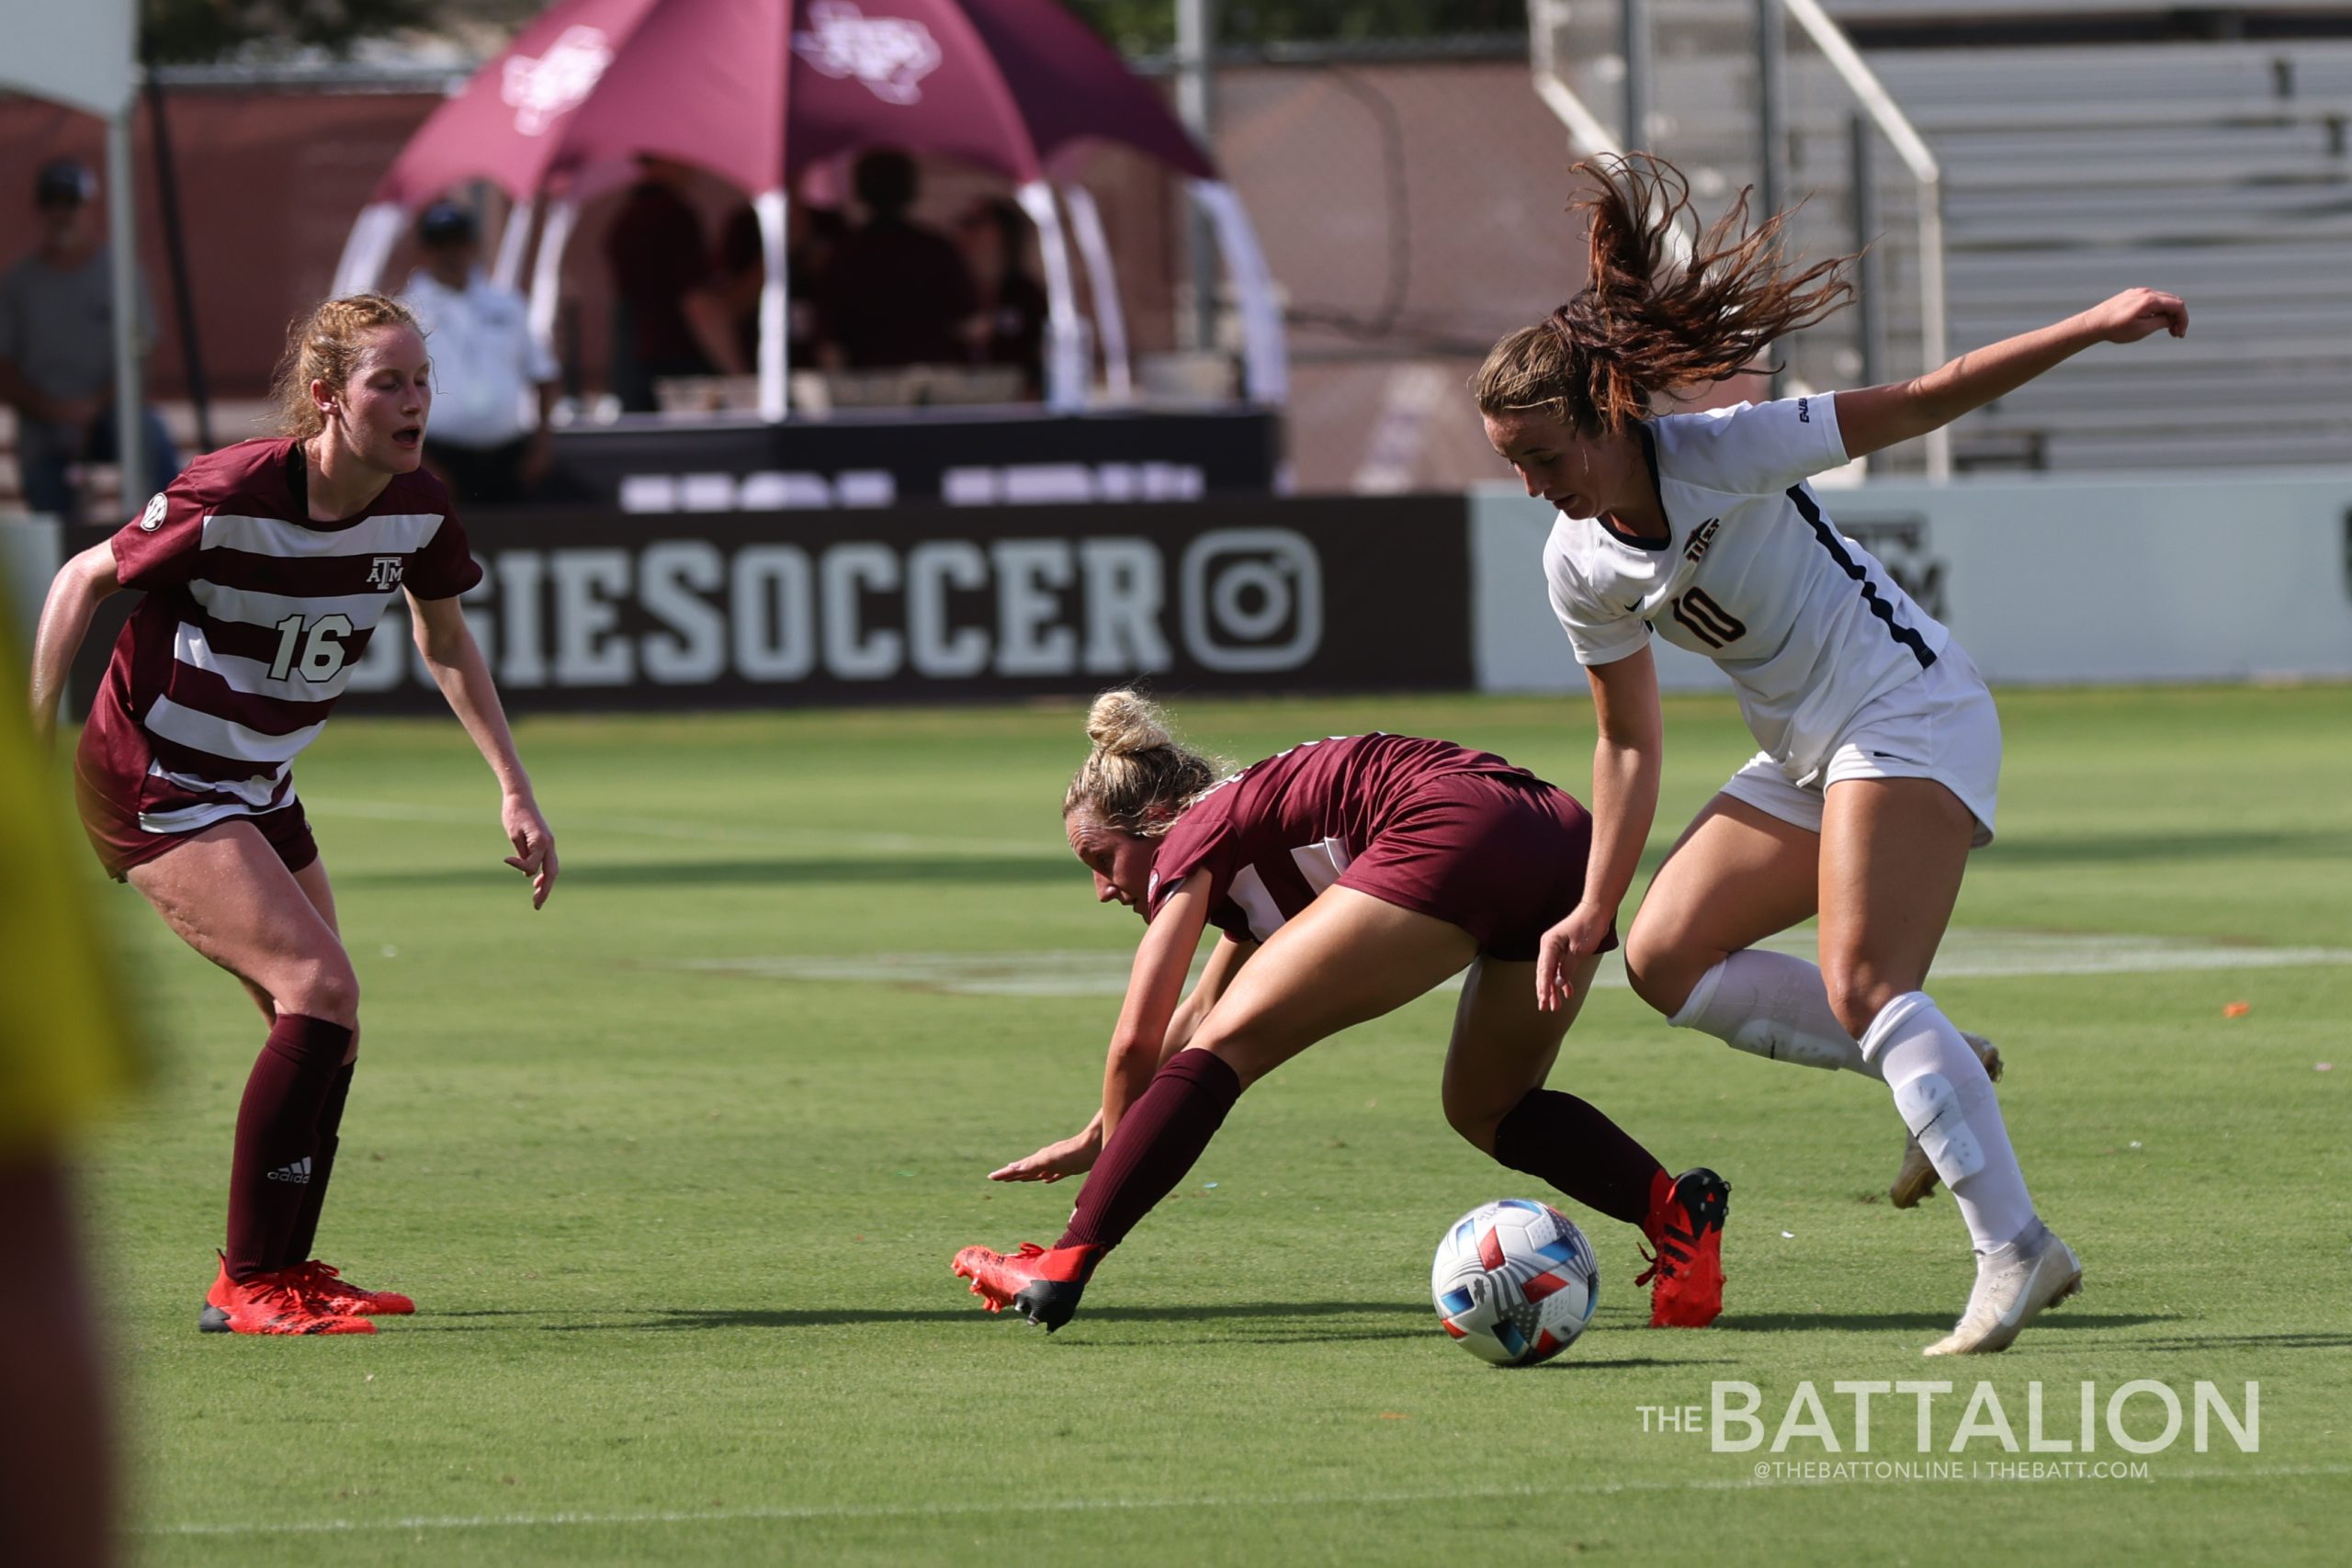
[412,603,536,801]
[1583,735,1660,914]
[27,547,119,742]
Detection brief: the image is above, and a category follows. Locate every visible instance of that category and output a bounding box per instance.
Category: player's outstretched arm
[1539,648,1663,1012]
[408,590,559,908]
[26,544,121,748]
[1836,288,2188,460]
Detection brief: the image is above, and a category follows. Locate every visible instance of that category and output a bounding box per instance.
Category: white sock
[1668,950,1875,1077]
[1860,991,2037,1252]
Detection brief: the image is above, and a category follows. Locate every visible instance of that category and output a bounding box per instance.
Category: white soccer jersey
[1543,393,1952,781]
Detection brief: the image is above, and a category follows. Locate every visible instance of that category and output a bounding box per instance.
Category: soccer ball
[1431,1199,1600,1366]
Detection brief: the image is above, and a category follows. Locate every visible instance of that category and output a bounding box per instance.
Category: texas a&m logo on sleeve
[365,556,406,591]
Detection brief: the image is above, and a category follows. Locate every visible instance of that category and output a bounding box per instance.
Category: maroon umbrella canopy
[373,0,1214,209]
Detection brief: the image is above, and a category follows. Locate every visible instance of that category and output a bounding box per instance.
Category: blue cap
[417,199,479,246]
[35,158,96,209]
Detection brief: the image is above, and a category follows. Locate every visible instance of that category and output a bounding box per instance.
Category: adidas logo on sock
[266,1156,312,1185]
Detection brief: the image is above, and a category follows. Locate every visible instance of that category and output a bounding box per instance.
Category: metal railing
[1527,0,1951,478]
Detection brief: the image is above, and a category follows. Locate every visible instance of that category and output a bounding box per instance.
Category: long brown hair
[1062,690,1225,840]
[1473,153,1856,433]
[266,292,424,439]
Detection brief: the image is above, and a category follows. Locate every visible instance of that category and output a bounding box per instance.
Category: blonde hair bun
[1084,689,1173,758]
[1064,689,1222,839]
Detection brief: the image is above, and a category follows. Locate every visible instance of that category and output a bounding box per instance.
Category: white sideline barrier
[0,517,63,651]
[1471,470,2352,692]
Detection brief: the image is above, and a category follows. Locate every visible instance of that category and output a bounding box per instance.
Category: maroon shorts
[77,782,320,884]
[1336,771,1615,961]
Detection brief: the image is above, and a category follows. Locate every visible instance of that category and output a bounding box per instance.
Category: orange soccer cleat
[286,1259,415,1316]
[951,1242,1101,1333]
[1637,1168,1730,1328]
[198,1256,374,1336]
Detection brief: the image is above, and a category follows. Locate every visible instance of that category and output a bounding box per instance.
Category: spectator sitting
[399,200,560,505]
[603,156,744,412]
[814,149,976,372]
[957,197,1049,400]
[0,157,182,521]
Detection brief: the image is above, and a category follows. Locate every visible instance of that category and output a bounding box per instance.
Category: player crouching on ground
[955,691,1727,1333]
[28,294,558,1335]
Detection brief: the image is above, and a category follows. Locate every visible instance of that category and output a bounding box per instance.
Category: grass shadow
[334,856,1073,892]
[534,1300,1435,1333]
[1717,1311,2165,1334]
[1986,828,2352,866]
[2131,1330,2352,1352]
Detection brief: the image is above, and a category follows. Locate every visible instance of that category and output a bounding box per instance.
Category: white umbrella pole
[1059,184,1129,402]
[492,197,538,291]
[1187,179,1285,406]
[107,103,142,506]
[526,197,579,352]
[754,188,790,421]
[333,201,408,296]
[1015,181,1088,412]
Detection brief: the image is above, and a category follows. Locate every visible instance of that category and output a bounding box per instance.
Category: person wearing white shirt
[1475,153,2188,1358]
[400,201,560,504]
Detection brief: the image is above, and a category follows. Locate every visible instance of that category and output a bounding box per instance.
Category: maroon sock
[281,1060,355,1269]
[1056,1050,1243,1257]
[224,1015,352,1282]
[1491,1089,1668,1230]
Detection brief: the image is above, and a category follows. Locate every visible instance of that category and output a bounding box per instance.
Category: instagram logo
[1180,529,1324,671]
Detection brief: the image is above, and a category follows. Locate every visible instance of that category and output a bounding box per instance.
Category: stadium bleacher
[1544,2,2352,472]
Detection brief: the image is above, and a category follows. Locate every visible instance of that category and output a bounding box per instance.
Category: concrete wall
[1473,469,2352,692]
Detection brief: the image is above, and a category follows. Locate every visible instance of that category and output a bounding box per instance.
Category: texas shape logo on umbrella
[502,24,616,136]
[793,1,944,105]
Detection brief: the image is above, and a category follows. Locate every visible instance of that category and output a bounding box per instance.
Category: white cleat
[1922,1221,2081,1357]
[1890,1032,2003,1209]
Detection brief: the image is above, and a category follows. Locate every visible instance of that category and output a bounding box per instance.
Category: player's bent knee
[278,956,361,1026]
[1820,964,1902,1042]
[1621,936,1702,1019]
[1443,1100,1504,1156]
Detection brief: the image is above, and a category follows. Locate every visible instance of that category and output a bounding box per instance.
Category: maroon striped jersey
[75,438,481,837]
[1144,733,1534,942]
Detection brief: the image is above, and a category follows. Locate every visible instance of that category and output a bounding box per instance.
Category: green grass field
[86,685,2352,1566]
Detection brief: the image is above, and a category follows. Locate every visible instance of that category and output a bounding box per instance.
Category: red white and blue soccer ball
[1431,1199,1600,1366]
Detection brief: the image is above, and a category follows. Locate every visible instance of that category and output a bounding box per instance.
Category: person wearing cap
[0,157,183,523]
[397,199,561,505]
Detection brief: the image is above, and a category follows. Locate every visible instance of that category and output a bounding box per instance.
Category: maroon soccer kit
[1142,732,1610,959]
[75,438,480,877]
[1053,733,1665,1273]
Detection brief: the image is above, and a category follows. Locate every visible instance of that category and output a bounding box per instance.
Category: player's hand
[1534,900,1614,1012]
[2081,288,2188,344]
[989,1125,1102,1183]
[502,794,559,908]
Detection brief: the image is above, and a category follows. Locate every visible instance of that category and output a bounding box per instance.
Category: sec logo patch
[139,493,168,531]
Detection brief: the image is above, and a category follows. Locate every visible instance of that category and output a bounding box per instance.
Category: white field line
[310,798,1059,860]
[140,1463,2352,1538]
[672,930,2352,998]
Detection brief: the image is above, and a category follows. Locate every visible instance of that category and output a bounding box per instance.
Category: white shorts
[1718,648,2002,847]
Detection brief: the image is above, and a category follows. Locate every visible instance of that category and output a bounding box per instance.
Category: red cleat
[287,1259,415,1316]
[951,1242,1100,1332]
[199,1257,374,1336]
[1638,1168,1730,1328]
